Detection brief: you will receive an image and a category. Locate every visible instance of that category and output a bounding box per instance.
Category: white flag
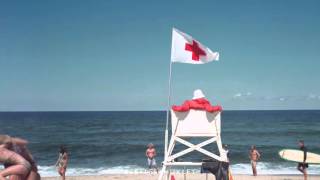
[171,28,219,64]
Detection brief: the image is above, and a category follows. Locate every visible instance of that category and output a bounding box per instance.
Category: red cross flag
[171,28,219,64]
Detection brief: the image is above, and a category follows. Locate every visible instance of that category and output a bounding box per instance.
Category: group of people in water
[0,134,68,180]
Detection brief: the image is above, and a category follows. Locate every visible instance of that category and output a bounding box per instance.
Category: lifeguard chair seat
[171,109,221,137]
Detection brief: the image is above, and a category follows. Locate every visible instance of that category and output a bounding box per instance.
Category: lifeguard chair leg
[158,165,166,180]
[216,135,224,159]
[159,136,176,180]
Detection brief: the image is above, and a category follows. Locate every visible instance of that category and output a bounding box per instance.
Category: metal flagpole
[164,60,173,159]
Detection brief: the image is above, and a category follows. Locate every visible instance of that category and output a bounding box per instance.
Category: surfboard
[279,149,320,164]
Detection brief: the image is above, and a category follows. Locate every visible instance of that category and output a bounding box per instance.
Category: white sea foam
[37,162,320,177]
[38,165,147,177]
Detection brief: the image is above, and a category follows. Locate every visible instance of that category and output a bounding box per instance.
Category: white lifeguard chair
[158,109,225,180]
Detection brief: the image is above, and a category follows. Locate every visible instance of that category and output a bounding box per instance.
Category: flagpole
[164,60,173,159]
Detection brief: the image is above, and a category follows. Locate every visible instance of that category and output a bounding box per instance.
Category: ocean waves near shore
[37,163,320,177]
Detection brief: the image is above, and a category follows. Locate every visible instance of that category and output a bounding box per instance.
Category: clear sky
[1,0,320,111]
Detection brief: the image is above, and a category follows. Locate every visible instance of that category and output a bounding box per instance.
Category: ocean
[0,110,319,177]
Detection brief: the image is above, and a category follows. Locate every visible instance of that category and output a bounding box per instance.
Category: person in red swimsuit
[172,89,222,112]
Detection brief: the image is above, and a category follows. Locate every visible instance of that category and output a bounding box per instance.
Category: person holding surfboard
[249,145,260,176]
[297,140,308,180]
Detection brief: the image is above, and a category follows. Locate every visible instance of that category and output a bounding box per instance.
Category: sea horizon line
[1,109,320,113]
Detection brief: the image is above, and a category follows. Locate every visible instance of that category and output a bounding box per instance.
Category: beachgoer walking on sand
[0,135,31,180]
[145,143,158,173]
[249,145,260,176]
[297,140,308,180]
[55,145,68,180]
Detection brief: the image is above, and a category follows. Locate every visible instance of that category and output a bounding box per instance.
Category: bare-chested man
[249,145,260,176]
[145,143,158,173]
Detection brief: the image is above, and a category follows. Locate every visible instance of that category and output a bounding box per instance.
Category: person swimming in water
[0,135,31,180]
[55,145,68,180]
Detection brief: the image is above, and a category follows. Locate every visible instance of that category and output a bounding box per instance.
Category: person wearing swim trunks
[297,140,308,180]
[249,145,260,176]
[55,145,68,180]
[145,143,158,173]
[0,135,31,180]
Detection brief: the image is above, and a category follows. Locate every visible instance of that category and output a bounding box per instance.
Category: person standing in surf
[55,145,68,180]
[249,145,260,176]
[145,143,158,173]
[0,135,32,180]
[297,140,308,180]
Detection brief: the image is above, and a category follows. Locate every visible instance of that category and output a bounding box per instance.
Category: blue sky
[1,0,320,111]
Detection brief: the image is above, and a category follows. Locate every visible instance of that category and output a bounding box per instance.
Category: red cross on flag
[171,28,219,64]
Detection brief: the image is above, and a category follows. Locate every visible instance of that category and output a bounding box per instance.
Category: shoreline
[42,174,320,180]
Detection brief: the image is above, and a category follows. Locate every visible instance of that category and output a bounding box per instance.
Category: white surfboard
[279,149,320,164]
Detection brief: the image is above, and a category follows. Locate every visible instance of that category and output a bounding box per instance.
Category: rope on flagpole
[165,60,173,159]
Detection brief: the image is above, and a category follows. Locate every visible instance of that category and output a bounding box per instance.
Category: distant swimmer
[297,140,308,180]
[145,143,158,173]
[249,145,260,176]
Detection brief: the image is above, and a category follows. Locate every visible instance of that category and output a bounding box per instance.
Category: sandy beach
[42,174,320,180]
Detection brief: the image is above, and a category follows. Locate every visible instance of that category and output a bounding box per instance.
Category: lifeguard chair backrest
[171,109,221,137]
